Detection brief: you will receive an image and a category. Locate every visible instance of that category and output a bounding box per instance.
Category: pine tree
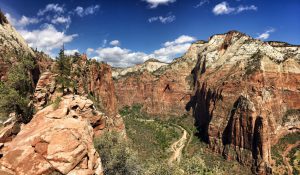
[56,46,71,94]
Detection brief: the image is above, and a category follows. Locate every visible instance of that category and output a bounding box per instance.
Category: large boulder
[0,95,104,175]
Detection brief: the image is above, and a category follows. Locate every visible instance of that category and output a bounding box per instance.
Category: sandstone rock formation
[113,44,203,116]
[0,95,104,175]
[112,58,168,78]
[113,31,300,174]
[33,69,125,134]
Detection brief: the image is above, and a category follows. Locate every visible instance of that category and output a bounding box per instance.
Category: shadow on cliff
[186,81,223,143]
[185,53,222,143]
[221,96,268,173]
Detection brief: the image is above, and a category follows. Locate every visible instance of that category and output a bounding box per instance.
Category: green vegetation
[288,145,300,175]
[121,104,181,160]
[272,132,300,175]
[94,131,143,175]
[93,105,251,175]
[0,55,35,123]
[282,109,300,125]
[52,97,62,110]
[245,51,261,75]
[55,48,72,93]
[0,10,8,25]
[94,130,224,175]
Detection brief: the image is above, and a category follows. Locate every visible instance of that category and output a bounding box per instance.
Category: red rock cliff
[113,31,300,174]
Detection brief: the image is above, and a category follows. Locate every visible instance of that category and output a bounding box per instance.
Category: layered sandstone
[113,31,300,174]
[113,42,206,116]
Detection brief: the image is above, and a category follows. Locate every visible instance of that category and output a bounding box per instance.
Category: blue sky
[1,0,299,67]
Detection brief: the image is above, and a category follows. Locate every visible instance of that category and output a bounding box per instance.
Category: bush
[52,97,62,110]
[94,131,144,175]
[0,10,8,25]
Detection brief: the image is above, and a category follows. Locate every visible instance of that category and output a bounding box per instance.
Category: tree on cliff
[0,55,35,123]
[0,9,8,25]
[55,47,72,93]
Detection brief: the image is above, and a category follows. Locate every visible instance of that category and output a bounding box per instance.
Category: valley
[0,6,299,175]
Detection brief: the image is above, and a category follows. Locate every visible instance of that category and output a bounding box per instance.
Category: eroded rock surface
[0,95,104,175]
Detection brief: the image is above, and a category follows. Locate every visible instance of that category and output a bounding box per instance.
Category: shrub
[0,10,8,25]
[94,131,144,175]
[52,97,62,110]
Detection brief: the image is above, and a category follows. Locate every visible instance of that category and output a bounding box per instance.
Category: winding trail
[282,141,300,175]
[168,125,188,165]
[134,118,189,165]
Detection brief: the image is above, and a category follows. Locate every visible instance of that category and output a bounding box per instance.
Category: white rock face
[112,59,168,78]
[185,31,300,73]
[0,22,34,56]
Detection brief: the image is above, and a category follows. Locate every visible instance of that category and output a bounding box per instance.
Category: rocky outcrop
[33,69,124,134]
[0,95,104,175]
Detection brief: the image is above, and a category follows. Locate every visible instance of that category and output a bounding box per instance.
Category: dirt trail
[282,140,300,175]
[134,118,189,165]
[168,125,188,165]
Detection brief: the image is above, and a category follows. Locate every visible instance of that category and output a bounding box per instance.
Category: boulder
[0,95,104,175]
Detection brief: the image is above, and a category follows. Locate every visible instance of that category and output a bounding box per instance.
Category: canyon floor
[118,105,253,175]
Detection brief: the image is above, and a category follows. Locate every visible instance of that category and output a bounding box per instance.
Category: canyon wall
[113,31,300,174]
[113,42,206,116]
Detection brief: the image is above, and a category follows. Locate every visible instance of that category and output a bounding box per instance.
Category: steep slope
[113,30,300,174]
[0,10,36,81]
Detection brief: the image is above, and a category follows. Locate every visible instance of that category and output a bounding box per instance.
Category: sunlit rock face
[113,30,300,174]
[0,95,104,175]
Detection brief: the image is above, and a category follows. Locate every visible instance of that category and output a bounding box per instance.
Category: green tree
[0,55,35,123]
[55,48,71,93]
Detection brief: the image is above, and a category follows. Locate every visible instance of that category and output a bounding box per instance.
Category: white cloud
[95,47,151,67]
[152,43,192,62]
[75,5,100,17]
[212,1,257,15]
[64,49,78,55]
[38,4,64,16]
[102,39,108,47]
[86,48,95,55]
[110,40,121,46]
[236,5,257,13]
[92,35,196,67]
[212,2,235,15]
[148,14,176,24]
[144,0,176,8]
[256,28,275,40]
[51,16,71,24]
[19,24,78,55]
[5,13,39,28]
[194,0,209,8]
[18,16,39,27]
[164,35,196,47]
[65,49,79,56]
